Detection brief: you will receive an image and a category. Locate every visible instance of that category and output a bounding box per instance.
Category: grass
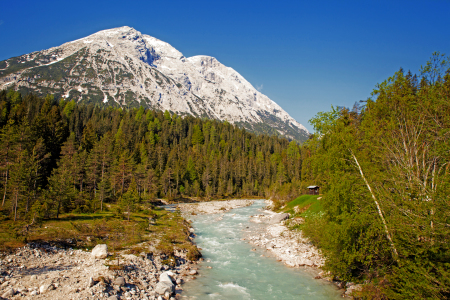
[276,195,324,231]
[278,194,323,217]
[0,203,195,256]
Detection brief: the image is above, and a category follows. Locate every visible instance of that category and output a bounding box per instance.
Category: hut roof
[307,185,320,189]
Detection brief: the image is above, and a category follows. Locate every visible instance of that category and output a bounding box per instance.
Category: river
[181,200,342,299]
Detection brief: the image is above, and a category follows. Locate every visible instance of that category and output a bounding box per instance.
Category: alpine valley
[0,26,309,142]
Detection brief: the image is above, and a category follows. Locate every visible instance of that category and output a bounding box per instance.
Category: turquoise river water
[181,200,342,299]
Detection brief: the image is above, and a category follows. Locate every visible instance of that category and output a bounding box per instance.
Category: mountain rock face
[0,26,309,141]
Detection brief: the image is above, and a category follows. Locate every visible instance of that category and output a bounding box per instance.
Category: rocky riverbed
[245,211,324,268]
[177,199,254,215]
[242,203,362,298]
[0,242,199,300]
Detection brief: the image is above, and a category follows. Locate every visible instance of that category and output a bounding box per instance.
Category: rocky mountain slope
[0,26,309,141]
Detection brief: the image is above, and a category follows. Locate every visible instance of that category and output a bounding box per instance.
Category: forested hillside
[0,90,305,223]
[301,53,450,299]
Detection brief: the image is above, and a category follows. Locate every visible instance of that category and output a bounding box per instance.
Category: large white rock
[2,288,14,298]
[159,271,175,283]
[155,280,174,296]
[39,284,52,294]
[270,213,290,224]
[91,244,108,259]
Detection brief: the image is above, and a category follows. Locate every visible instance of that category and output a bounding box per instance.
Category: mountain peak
[0,26,309,141]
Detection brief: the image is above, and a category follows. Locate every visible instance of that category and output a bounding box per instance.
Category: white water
[181,200,342,299]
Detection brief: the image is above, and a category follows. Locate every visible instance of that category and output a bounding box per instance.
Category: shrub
[186,245,202,261]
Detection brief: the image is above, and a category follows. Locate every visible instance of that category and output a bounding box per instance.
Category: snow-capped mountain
[0,26,309,141]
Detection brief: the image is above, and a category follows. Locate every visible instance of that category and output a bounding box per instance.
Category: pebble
[189,269,198,275]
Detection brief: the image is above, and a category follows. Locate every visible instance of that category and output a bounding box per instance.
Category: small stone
[88,277,95,287]
[189,270,198,275]
[108,296,119,300]
[30,290,37,296]
[30,275,38,281]
[114,276,126,286]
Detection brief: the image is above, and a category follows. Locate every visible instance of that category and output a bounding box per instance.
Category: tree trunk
[14,189,18,222]
[2,166,8,207]
[350,150,399,262]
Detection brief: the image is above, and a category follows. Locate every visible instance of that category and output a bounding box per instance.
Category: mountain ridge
[0,26,309,142]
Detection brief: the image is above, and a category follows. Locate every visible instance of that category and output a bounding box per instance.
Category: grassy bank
[0,202,198,259]
[277,194,322,216]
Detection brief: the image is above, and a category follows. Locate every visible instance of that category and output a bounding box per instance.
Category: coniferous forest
[0,90,304,222]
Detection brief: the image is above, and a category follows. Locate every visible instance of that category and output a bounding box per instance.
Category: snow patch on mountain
[0,26,309,141]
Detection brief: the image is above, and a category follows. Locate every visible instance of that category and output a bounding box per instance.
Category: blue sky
[1,0,449,132]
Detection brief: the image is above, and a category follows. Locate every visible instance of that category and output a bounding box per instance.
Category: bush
[186,245,202,261]
[156,240,174,257]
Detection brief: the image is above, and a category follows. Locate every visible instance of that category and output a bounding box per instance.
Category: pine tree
[120,177,139,221]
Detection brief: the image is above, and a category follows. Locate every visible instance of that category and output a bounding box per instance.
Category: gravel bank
[0,242,199,300]
[244,205,324,268]
[177,199,254,216]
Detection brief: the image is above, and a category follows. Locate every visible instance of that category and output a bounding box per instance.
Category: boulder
[39,284,52,294]
[91,244,108,259]
[270,213,290,224]
[155,280,174,296]
[159,271,175,283]
[2,288,14,298]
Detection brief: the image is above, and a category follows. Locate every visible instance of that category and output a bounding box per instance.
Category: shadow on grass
[49,213,115,222]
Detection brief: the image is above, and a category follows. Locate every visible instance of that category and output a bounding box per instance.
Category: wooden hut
[307,185,320,195]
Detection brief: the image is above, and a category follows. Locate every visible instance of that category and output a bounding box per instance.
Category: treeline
[0,90,307,222]
[302,53,450,299]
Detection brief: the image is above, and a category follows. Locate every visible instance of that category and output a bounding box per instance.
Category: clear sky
[1,0,449,132]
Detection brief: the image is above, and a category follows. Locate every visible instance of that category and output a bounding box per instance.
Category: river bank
[177,199,254,215]
[0,241,201,300]
[0,199,350,299]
